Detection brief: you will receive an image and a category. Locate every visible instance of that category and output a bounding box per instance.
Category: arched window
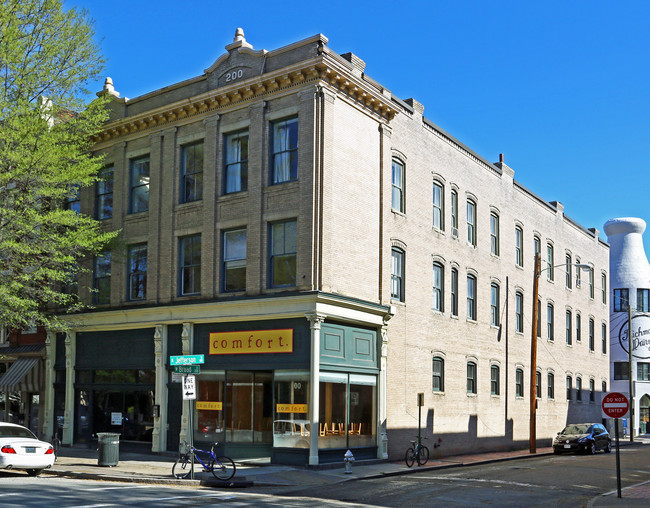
[490,365,500,395]
[515,291,524,333]
[515,368,524,397]
[391,247,405,302]
[432,356,444,392]
[392,159,405,213]
[490,283,500,326]
[547,372,555,399]
[467,361,477,394]
[515,226,523,267]
[490,212,499,256]
[433,181,444,230]
[467,199,476,246]
[467,274,477,320]
[432,262,444,312]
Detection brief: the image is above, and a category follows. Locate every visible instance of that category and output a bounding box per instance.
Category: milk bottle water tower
[604,218,650,436]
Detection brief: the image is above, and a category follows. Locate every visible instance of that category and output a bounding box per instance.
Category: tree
[0,0,117,331]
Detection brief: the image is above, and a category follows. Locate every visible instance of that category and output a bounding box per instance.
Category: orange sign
[209,329,293,355]
[276,404,308,413]
[196,401,222,411]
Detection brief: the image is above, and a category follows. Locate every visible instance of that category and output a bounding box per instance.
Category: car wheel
[26,469,42,477]
[604,441,612,453]
[587,441,596,455]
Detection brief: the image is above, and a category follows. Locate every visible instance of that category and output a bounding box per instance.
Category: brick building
[41,29,609,464]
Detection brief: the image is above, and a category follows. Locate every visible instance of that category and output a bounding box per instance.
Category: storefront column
[307,313,325,466]
[179,322,193,445]
[63,331,76,445]
[42,331,56,441]
[378,324,389,459]
[152,324,168,452]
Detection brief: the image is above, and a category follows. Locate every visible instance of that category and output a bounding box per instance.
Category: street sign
[182,375,196,400]
[170,354,204,366]
[602,392,629,418]
[173,365,200,374]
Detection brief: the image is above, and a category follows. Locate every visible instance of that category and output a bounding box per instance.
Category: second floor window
[224,131,248,193]
[223,228,246,292]
[432,357,444,392]
[450,268,458,317]
[179,235,201,295]
[546,243,554,281]
[614,288,629,311]
[516,368,524,397]
[391,159,405,213]
[96,166,113,219]
[576,377,582,402]
[432,262,444,312]
[566,376,572,400]
[130,156,150,213]
[491,365,500,395]
[548,373,555,399]
[467,274,477,320]
[432,182,443,230]
[601,273,607,304]
[515,226,523,267]
[638,288,650,311]
[490,283,500,326]
[602,323,607,354]
[589,318,595,351]
[391,248,405,302]
[467,361,477,394]
[272,118,298,184]
[467,199,476,246]
[65,185,80,213]
[614,362,629,380]
[576,313,582,342]
[451,190,458,237]
[565,254,572,289]
[536,371,542,399]
[547,303,554,341]
[128,244,147,300]
[93,252,111,305]
[181,141,203,203]
[270,220,297,288]
[566,310,572,345]
[490,213,499,256]
[515,291,524,333]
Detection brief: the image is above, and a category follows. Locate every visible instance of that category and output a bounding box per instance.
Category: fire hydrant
[344,449,355,474]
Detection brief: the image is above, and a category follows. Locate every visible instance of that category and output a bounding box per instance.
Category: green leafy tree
[0,0,117,331]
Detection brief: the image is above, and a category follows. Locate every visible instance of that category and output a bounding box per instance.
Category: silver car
[0,423,55,476]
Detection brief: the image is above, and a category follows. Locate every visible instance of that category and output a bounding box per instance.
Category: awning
[0,357,41,392]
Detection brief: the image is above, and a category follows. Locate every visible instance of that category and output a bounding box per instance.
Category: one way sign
[182,375,196,400]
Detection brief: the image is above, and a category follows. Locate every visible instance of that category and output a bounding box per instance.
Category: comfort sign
[209,329,293,355]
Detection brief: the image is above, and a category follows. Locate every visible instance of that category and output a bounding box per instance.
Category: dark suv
[553,423,611,454]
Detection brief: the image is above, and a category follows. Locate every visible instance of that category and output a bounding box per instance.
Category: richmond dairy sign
[617,315,650,359]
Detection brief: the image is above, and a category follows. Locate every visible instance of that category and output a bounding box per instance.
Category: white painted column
[152,324,168,452]
[42,331,56,441]
[179,323,193,448]
[63,331,76,445]
[307,313,325,466]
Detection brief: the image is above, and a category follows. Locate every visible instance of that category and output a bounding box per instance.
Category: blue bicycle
[172,441,236,480]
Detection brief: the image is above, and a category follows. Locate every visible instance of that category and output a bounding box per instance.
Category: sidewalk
[43,437,650,500]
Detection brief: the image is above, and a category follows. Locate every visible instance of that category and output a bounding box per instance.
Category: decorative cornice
[93,57,396,145]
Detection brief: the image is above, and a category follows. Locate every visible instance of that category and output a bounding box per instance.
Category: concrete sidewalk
[42,438,650,501]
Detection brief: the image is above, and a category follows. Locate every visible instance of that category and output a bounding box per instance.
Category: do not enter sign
[602,392,629,418]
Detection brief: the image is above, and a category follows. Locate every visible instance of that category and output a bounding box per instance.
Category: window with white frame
[490,365,500,395]
[467,199,476,246]
[224,131,248,193]
[576,313,581,342]
[467,361,477,394]
[490,212,499,256]
[515,291,524,333]
[432,262,444,312]
[223,228,246,292]
[450,189,458,237]
[391,159,405,213]
[467,274,477,320]
[432,356,444,392]
[515,368,524,397]
[536,371,542,398]
[589,318,595,351]
[181,141,203,202]
[566,310,572,345]
[450,268,458,317]
[432,181,443,230]
[576,376,582,402]
[490,283,500,326]
[179,234,201,295]
[546,243,554,281]
[391,247,405,302]
[565,253,572,289]
[547,303,554,341]
[272,118,298,184]
[566,375,572,400]
[129,156,150,213]
[515,226,523,267]
[548,372,555,399]
[602,323,607,354]
[637,288,649,311]
[270,220,297,288]
[601,273,607,304]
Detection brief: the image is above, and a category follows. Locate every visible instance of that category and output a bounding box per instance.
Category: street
[1,446,649,507]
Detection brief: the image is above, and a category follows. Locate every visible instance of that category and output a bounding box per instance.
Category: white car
[0,423,55,476]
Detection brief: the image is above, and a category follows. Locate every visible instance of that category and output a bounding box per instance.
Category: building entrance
[640,395,650,434]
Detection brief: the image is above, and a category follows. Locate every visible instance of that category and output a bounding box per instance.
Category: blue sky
[68,0,650,255]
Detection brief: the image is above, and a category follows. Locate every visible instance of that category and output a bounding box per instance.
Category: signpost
[602,392,630,499]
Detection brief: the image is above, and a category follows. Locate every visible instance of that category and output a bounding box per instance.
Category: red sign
[602,392,629,418]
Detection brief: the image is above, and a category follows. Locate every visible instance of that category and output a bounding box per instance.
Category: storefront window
[319,372,376,449]
[225,371,272,444]
[273,371,310,448]
[194,372,225,444]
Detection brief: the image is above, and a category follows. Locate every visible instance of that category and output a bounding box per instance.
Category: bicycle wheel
[417,445,429,466]
[172,455,191,479]
[405,447,416,467]
[212,456,236,480]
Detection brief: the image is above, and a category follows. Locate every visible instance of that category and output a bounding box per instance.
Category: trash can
[97,432,120,467]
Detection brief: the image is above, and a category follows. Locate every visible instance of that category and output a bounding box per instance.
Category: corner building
[42,30,609,464]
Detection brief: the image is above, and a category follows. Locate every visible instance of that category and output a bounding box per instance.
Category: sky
[67,0,650,254]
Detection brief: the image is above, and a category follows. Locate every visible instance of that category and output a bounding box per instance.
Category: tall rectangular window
[565,310,572,345]
[391,159,405,213]
[467,200,476,246]
[93,252,111,305]
[467,274,477,320]
[547,373,555,399]
[490,365,500,395]
[537,299,542,338]
[450,190,458,237]
[602,323,607,354]
[391,248,405,302]
[534,236,541,256]
[576,256,582,287]
[637,288,650,311]
[589,379,595,402]
[536,371,542,399]
[450,268,458,317]
[546,243,554,281]
[272,118,298,184]
[130,156,150,213]
[589,268,594,299]
[128,244,147,300]
[576,377,582,402]
[65,185,80,213]
[432,262,444,312]
[638,362,650,381]
[515,291,524,333]
[179,235,201,295]
[601,274,607,304]
[547,303,554,341]
[224,131,248,193]
[516,369,524,397]
[270,220,297,288]
[95,166,113,219]
[614,288,629,311]
[565,254,572,289]
[515,226,523,267]
[432,357,444,392]
[432,182,443,230]
[589,318,595,352]
[181,141,203,202]
[490,283,500,326]
[223,228,246,292]
[576,313,582,342]
[614,362,630,380]
[490,213,499,256]
[566,376,572,400]
[467,362,477,394]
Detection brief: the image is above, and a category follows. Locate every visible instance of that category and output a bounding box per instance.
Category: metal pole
[530,253,540,453]
[628,304,634,443]
[615,418,622,498]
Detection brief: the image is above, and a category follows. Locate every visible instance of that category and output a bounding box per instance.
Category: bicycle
[405,436,429,467]
[172,441,236,481]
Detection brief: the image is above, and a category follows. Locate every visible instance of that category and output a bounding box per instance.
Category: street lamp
[530,253,591,453]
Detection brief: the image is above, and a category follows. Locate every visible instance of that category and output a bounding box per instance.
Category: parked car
[0,423,55,476]
[553,423,611,455]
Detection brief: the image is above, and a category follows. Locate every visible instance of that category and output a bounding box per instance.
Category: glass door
[225,371,272,444]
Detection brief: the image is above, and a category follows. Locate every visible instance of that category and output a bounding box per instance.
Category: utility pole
[530,253,541,453]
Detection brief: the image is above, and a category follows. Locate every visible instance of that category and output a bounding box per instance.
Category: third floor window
[432,182,443,230]
[130,156,150,213]
[391,159,405,213]
[224,131,248,193]
[272,118,298,184]
[95,166,113,220]
[181,141,203,203]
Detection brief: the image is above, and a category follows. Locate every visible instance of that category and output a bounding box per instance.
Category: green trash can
[97,432,120,467]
